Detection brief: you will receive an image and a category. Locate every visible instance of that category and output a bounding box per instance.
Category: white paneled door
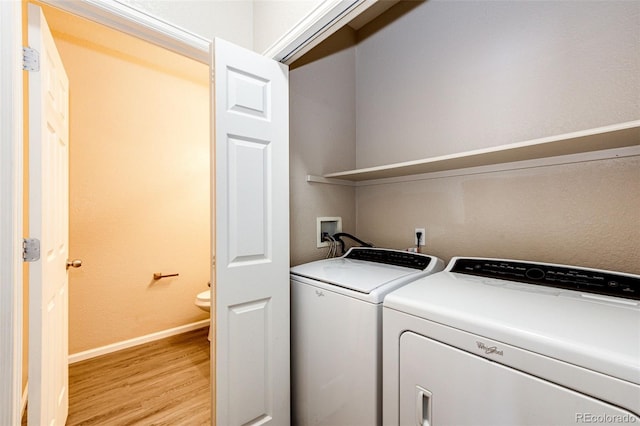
[213,38,290,425]
[27,4,70,425]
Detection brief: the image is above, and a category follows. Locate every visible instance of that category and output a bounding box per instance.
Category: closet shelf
[322,121,640,182]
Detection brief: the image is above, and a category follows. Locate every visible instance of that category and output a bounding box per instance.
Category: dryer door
[399,332,638,426]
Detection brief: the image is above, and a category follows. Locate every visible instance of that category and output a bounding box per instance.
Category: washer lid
[384,258,640,385]
[290,256,421,294]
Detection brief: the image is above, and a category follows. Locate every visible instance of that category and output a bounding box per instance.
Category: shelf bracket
[306,175,356,186]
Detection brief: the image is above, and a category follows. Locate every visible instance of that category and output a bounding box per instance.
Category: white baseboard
[68,319,210,364]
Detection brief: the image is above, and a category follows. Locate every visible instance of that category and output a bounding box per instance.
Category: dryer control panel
[451,258,639,300]
[345,248,433,270]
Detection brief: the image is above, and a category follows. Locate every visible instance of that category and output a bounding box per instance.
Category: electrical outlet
[415,228,426,246]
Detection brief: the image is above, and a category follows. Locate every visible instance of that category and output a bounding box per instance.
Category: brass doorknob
[66,259,82,269]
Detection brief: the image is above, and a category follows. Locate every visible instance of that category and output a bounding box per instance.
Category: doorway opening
[24,2,211,422]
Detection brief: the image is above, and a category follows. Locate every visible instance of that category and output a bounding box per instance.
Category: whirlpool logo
[476,341,504,356]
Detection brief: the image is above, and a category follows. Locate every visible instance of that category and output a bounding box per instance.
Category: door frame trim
[262,0,372,63]
[41,0,210,63]
[0,1,24,423]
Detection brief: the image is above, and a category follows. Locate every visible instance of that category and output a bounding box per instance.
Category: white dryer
[290,247,445,426]
[383,257,640,426]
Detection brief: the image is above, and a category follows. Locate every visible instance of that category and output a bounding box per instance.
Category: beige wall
[290,1,640,274]
[350,0,640,274]
[355,0,640,167]
[49,17,211,354]
[356,158,640,274]
[350,1,640,273]
[289,27,357,266]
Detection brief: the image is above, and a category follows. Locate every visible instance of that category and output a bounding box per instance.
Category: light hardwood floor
[23,327,211,425]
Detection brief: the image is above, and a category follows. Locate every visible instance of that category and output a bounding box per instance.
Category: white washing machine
[290,247,445,426]
[383,257,640,426]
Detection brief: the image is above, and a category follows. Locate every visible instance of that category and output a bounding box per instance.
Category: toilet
[195,290,212,341]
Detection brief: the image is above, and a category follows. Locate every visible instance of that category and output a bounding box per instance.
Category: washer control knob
[525,268,545,280]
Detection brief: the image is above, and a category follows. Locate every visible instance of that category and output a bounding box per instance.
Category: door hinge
[23,238,40,262]
[22,47,40,72]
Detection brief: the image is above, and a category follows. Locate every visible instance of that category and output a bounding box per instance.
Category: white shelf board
[323,121,640,182]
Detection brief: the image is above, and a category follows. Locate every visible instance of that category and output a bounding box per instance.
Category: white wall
[355,0,640,168]
[117,0,254,49]
[253,0,323,54]
[117,0,324,54]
